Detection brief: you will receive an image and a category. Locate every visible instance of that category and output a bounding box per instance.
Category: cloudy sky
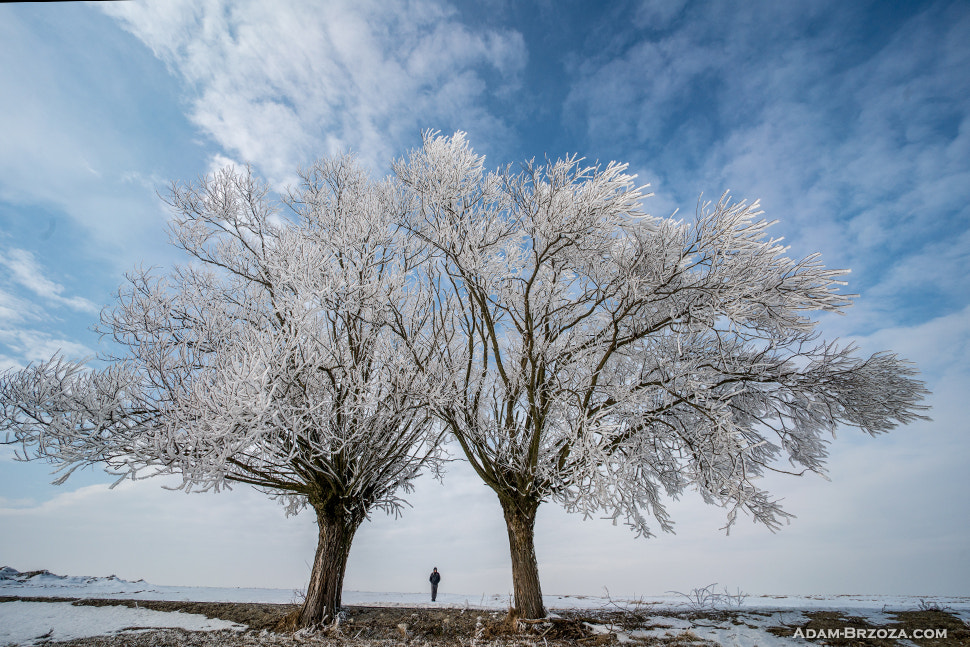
[1,0,968,599]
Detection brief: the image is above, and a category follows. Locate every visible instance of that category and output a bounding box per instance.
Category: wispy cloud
[0,247,99,369]
[0,248,99,314]
[565,1,970,329]
[100,0,527,183]
[0,329,94,367]
[0,287,42,326]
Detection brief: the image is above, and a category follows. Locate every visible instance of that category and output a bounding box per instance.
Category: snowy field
[2,567,968,646]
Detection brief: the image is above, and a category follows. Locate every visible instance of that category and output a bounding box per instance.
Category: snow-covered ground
[2,566,968,646]
[0,600,244,645]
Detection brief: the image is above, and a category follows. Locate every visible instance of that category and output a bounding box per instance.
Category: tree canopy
[1,157,448,626]
[394,131,930,618]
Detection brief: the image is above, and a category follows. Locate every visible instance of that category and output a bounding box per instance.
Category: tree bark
[500,496,545,619]
[297,505,362,628]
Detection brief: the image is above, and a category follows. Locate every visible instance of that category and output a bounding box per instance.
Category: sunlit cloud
[100,0,527,183]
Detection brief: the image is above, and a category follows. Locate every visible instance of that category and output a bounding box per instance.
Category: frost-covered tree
[0,158,447,627]
[394,132,930,619]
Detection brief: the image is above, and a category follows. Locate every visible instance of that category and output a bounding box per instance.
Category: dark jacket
[430,571,441,585]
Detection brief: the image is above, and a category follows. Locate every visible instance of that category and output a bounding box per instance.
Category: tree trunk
[500,496,545,619]
[297,506,361,628]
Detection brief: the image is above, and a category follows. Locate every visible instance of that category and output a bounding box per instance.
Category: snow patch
[0,601,244,646]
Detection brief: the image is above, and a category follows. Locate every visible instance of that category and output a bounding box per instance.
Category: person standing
[429,567,441,602]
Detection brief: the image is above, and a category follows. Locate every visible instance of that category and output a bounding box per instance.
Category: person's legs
[431,583,438,601]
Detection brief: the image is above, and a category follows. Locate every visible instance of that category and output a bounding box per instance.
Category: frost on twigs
[668,584,748,612]
[0,156,451,628]
[394,131,930,617]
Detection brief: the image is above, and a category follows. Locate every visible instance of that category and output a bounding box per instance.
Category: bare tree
[0,158,448,627]
[394,132,930,619]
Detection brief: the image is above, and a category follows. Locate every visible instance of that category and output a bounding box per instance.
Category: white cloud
[0,329,95,367]
[849,304,970,382]
[0,287,42,326]
[0,246,102,367]
[0,248,99,314]
[565,1,970,332]
[100,0,527,183]
[205,153,243,176]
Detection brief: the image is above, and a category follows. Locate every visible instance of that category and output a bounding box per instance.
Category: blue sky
[1,0,968,598]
